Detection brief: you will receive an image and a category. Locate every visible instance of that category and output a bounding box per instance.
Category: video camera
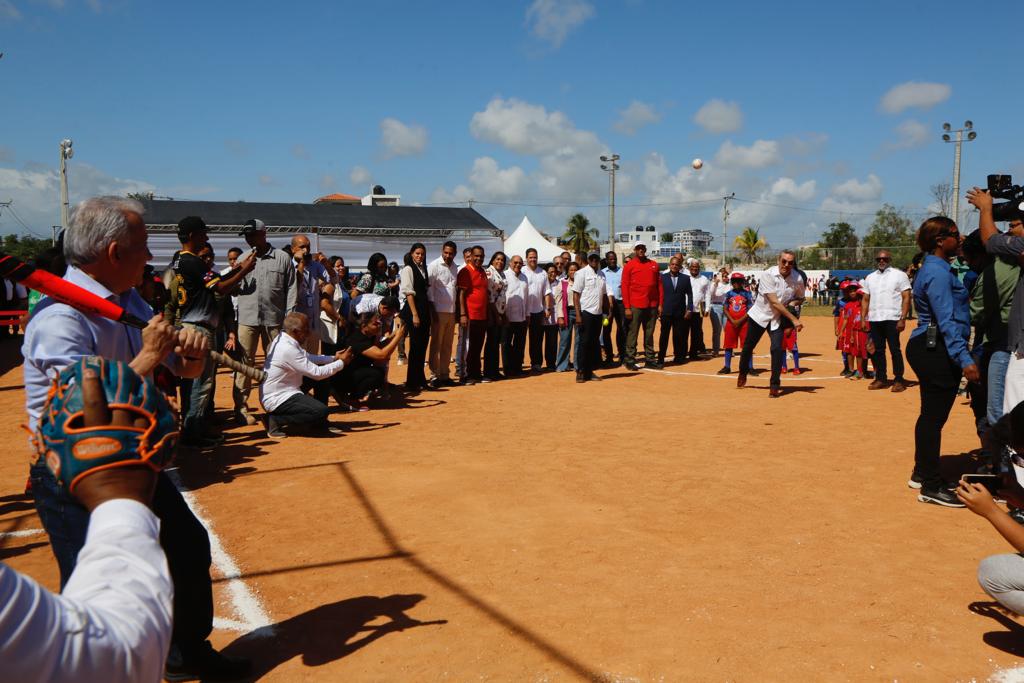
[988,175,1024,222]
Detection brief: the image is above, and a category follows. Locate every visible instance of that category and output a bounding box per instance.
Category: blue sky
[2,0,1023,249]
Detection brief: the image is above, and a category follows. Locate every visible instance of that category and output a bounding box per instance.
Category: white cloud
[470,97,599,156]
[0,1,21,20]
[380,117,428,158]
[467,157,528,199]
[886,119,930,150]
[879,81,951,114]
[714,139,780,169]
[349,165,371,187]
[693,99,743,134]
[0,162,154,234]
[525,0,594,48]
[290,144,309,160]
[614,100,661,135]
[258,174,277,187]
[819,174,885,216]
[831,174,883,201]
[770,177,816,202]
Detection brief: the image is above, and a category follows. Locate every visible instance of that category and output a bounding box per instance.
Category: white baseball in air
[692,158,703,170]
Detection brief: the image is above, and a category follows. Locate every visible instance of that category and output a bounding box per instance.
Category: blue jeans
[182,323,216,439]
[556,307,577,371]
[988,348,1011,427]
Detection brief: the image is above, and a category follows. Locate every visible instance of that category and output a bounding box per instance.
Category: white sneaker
[397,358,405,366]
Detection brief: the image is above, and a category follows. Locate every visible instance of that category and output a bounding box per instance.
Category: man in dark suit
[658,256,693,365]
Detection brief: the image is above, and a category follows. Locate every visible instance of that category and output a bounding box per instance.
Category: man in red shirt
[457,245,489,384]
[621,241,663,370]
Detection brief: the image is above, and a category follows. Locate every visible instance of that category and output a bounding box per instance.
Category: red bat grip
[0,253,145,328]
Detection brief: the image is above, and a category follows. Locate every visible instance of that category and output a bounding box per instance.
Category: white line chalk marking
[165,469,274,636]
[0,528,45,539]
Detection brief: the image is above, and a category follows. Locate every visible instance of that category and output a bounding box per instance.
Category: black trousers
[30,464,214,657]
[870,319,906,382]
[270,392,329,428]
[577,311,603,378]
[685,313,706,358]
[484,322,504,378]
[502,320,528,376]
[528,312,546,368]
[314,340,341,404]
[543,325,558,370]
[405,318,430,388]
[906,333,962,489]
[466,319,487,379]
[602,299,626,362]
[658,314,688,363]
[739,319,785,388]
[343,365,386,399]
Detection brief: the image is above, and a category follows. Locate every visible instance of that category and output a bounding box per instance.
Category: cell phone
[926,324,938,349]
[962,473,1001,495]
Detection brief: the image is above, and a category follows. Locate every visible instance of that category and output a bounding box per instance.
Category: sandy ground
[3,319,1024,682]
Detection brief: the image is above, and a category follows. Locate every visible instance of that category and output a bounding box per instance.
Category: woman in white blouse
[708,266,733,357]
[483,251,508,381]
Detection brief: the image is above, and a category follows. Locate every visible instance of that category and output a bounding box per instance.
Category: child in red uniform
[717,272,755,375]
[838,283,871,379]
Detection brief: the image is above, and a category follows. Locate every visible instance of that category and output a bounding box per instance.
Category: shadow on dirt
[222,594,446,680]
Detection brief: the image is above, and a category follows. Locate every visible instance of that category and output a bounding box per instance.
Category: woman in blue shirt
[906,216,981,507]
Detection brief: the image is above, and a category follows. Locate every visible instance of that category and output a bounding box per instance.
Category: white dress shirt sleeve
[399,265,415,298]
[0,499,172,683]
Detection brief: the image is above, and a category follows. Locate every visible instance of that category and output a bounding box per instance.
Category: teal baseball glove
[35,356,179,491]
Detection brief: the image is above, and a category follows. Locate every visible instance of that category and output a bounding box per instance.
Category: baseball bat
[0,253,267,383]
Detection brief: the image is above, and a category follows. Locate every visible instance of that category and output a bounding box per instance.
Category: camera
[987,175,1024,222]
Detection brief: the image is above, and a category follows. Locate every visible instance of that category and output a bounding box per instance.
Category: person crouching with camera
[906,216,980,507]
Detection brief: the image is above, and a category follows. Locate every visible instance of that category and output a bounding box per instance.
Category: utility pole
[59,138,74,231]
[941,121,976,223]
[600,154,620,250]
[722,192,735,266]
[52,225,59,245]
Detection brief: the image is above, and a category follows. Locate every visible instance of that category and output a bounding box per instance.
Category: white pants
[1003,352,1024,415]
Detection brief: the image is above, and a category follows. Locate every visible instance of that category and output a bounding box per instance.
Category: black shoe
[717,367,731,375]
[917,487,965,508]
[180,434,223,449]
[589,374,603,382]
[646,361,664,370]
[575,372,586,383]
[165,641,252,682]
[625,363,640,371]
[1010,507,1024,526]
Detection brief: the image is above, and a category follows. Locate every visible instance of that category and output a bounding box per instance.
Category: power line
[4,204,50,238]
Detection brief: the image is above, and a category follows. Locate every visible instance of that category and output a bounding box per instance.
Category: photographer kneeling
[958,402,1024,614]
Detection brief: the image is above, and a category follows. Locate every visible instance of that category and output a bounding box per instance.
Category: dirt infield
[3,320,1024,681]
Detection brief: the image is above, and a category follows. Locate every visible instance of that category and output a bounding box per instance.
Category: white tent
[503,216,563,261]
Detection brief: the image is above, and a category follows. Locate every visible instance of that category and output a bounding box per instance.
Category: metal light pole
[59,138,74,230]
[600,154,620,249]
[722,192,735,265]
[941,121,976,223]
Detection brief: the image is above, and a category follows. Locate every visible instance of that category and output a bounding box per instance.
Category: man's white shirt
[260,332,345,412]
[426,257,458,314]
[504,271,529,323]
[863,266,911,322]
[572,265,607,315]
[523,265,551,315]
[748,266,805,330]
[688,274,712,311]
[0,499,172,683]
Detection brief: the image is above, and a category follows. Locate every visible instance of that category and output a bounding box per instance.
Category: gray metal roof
[139,199,503,238]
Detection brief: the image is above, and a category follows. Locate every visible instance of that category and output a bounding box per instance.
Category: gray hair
[283,312,309,336]
[779,249,797,260]
[64,196,145,267]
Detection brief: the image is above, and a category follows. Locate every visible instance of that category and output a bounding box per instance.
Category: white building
[672,229,714,253]
[615,225,660,249]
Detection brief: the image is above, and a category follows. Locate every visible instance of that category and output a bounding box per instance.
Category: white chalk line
[0,528,45,539]
[165,469,275,636]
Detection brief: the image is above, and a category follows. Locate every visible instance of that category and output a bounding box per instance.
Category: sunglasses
[780,259,796,266]
[876,257,890,262]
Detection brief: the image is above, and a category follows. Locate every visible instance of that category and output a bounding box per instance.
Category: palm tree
[561,213,599,256]
[734,227,767,264]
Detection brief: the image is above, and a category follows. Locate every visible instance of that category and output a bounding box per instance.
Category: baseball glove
[35,356,179,491]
